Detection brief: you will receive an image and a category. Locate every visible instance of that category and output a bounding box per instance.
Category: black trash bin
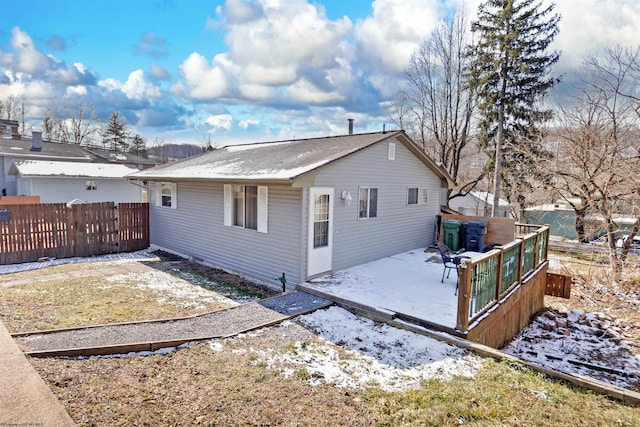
[464,221,488,252]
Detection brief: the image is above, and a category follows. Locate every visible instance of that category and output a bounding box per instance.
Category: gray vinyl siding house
[130,131,451,290]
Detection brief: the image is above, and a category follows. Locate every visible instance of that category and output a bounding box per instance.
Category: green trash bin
[442,219,463,251]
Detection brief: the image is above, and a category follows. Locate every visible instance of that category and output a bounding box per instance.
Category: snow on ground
[305,249,461,327]
[224,306,483,392]
[105,271,235,309]
[0,250,158,274]
[503,308,640,390]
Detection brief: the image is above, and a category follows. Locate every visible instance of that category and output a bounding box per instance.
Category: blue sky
[2,0,640,147]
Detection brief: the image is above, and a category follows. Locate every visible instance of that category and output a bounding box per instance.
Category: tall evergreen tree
[130,133,148,158]
[467,0,560,216]
[102,112,128,152]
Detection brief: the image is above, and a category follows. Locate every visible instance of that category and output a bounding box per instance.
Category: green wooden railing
[456,224,550,332]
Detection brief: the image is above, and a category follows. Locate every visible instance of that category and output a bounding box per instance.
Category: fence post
[533,231,540,268]
[516,239,523,285]
[456,261,472,332]
[495,249,503,301]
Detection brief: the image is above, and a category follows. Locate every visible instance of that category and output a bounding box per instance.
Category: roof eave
[395,132,454,187]
[128,175,295,186]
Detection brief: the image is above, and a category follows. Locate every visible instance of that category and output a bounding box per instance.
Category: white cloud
[237,83,277,101]
[98,78,122,92]
[10,27,50,73]
[224,0,352,71]
[287,78,345,105]
[553,0,640,71]
[66,85,87,96]
[205,114,233,130]
[177,0,353,105]
[99,70,162,100]
[177,52,229,100]
[354,0,440,75]
[239,119,259,129]
[122,70,162,99]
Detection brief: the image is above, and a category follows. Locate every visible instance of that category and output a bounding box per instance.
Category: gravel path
[16,292,333,353]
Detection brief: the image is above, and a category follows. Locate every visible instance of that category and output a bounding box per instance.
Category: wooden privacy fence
[0,202,149,265]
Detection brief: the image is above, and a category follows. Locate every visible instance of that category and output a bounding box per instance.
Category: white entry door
[307,187,334,277]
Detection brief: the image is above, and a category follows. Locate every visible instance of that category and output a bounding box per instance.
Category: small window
[359,187,378,219]
[313,194,330,248]
[161,183,173,207]
[86,180,97,191]
[408,188,428,205]
[388,142,396,160]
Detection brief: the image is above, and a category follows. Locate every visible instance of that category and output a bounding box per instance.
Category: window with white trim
[86,180,97,190]
[407,187,428,205]
[358,187,378,219]
[161,183,173,207]
[155,182,177,209]
[224,184,268,233]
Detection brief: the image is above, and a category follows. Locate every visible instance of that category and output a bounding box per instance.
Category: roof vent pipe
[30,131,43,152]
[348,118,354,135]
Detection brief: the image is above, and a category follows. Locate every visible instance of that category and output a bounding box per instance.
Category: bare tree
[41,103,98,145]
[67,103,97,145]
[550,45,640,272]
[1,96,21,121]
[395,6,478,204]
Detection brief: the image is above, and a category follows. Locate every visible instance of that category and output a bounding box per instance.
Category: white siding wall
[24,177,142,203]
[312,138,442,272]
[149,181,304,288]
[2,157,16,195]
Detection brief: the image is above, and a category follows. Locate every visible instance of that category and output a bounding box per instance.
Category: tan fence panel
[0,203,70,264]
[0,203,149,265]
[118,203,149,252]
[70,202,119,258]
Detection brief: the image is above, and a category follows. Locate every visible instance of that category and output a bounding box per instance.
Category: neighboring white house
[9,160,144,204]
[130,130,452,289]
[0,120,154,202]
[452,190,511,218]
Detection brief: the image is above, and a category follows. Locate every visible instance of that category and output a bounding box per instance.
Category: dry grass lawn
[1,254,639,426]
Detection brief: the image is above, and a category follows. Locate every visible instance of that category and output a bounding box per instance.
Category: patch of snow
[231,306,483,392]
[305,249,462,327]
[209,342,224,352]
[503,309,640,389]
[11,159,138,178]
[105,271,235,309]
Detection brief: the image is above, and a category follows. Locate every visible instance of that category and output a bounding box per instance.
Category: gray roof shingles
[130,131,411,182]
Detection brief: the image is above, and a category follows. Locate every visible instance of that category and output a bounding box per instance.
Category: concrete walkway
[0,320,75,426]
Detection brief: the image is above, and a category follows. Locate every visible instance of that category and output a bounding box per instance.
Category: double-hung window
[407,187,428,205]
[224,184,268,233]
[358,187,378,219]
[154,182,177,209]
[161,183,174,207]
[233,185,258,229]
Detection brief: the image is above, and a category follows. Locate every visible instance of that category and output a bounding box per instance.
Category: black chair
[436,242,469,293]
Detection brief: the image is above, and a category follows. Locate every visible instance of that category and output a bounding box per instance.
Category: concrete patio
[298,247,462,333]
